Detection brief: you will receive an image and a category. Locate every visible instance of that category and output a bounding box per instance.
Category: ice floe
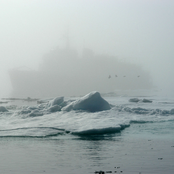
[129,98,152,103]
[62,91,111,112]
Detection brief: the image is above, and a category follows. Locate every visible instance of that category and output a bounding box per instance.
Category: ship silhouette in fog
[9,42,153,98]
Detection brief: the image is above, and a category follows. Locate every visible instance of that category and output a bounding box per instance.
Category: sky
[0,0,174,97]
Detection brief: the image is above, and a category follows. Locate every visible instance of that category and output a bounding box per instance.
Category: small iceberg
[17,91,112,116]
[62,91,111,112]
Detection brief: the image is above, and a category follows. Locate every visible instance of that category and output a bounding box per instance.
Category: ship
[9,45,153,98]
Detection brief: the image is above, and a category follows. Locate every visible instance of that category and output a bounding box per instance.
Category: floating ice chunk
[0,106,8,112]
[27,106,38,110]
[62,103,74,112]
[38,103,48,110]
[59,100,72,108]
[47,105,61,112]
[129,98,140,102]
[28,110,43,117]
[131,107,149,114]
[19,109,31,114]
[6,105,17,110]
[161,110,170,115]
[72,126,121,135]
[48,97,64,107]
[129,98,152,103]
[62,91,111,112]
[142,99,152,103]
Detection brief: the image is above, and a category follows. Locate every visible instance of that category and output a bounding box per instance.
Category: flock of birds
[108,75,140,79]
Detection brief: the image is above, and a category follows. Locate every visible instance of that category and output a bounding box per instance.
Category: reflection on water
[0,124,173,174]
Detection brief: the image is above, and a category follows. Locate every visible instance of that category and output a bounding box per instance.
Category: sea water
[0,93,174,174]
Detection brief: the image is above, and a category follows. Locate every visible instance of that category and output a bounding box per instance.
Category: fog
[1,0,174,97]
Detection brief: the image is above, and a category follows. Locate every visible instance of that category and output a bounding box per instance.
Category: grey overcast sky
[0,0,174,97]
